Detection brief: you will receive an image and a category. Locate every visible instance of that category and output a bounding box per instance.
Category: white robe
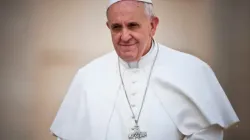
[50,42,239,140]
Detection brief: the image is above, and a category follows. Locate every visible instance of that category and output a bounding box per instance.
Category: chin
[120,55,137,62]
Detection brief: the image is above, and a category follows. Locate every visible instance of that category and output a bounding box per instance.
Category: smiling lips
[119,43,136,46]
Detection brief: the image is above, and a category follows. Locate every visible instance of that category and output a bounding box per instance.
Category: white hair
[144,3,155,18]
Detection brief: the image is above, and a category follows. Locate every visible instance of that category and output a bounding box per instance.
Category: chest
[85,70,183,140]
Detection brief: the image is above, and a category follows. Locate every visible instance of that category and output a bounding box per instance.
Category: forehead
[107,1,146,22]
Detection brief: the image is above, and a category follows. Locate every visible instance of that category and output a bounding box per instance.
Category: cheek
[111,33,120,43]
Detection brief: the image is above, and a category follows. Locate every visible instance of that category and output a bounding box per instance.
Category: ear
[106,21,110,29]
[150,16,159,36]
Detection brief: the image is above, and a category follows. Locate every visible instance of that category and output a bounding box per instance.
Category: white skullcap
[108,0,153,9]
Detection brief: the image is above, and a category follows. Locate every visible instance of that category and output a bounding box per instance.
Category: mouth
[119,43,137,47]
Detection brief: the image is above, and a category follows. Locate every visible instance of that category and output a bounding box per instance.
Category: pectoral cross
[128,125,147,140]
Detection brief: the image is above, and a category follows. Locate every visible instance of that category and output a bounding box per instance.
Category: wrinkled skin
[106,1,159,62]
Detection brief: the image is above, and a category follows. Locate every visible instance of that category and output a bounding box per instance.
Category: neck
[123,39,154,63]
[119,40,157,69]
[142,39,153,57]
[131,39,153,62]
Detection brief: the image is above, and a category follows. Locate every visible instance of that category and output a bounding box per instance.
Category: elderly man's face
[106,1,159,62]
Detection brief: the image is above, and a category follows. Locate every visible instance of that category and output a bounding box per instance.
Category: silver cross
[128,125,147,140]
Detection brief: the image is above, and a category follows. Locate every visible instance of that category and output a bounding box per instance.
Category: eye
[128,22,139,29]
[111,24,122,32]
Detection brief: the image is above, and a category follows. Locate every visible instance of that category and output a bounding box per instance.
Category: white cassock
[50,41,239,140]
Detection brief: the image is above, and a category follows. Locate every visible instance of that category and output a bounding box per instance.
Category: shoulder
[157,43,212,73]
[77,50,117,75]
[72,50,117,85]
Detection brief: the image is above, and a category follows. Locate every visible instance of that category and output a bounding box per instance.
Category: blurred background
[0,0,249,139]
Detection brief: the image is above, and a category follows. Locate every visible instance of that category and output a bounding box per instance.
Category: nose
[120,28,132,42]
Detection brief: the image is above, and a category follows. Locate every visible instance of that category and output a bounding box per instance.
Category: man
[50,0,239,140]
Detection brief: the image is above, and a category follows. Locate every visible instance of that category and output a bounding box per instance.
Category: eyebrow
[110,22,140,27]
[127,22,140,26]
[110,23,122,28]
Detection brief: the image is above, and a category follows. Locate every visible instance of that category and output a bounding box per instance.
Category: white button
[131,104,136,108]
[131,92,136,96]
[131,80,138,84]
[132,69,140,73]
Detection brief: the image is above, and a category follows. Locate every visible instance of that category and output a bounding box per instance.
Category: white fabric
[50,42,239,140]
[57,125,223,140]
[108,0,153,9]
[184,125,223,140]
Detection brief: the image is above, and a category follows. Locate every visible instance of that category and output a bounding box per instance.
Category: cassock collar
[119,40,157,69]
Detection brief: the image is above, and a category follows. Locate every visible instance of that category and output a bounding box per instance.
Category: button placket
[129,69,140,97]
[123,68,148,119]
[132,70,146,118]
[127,70,137,118]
